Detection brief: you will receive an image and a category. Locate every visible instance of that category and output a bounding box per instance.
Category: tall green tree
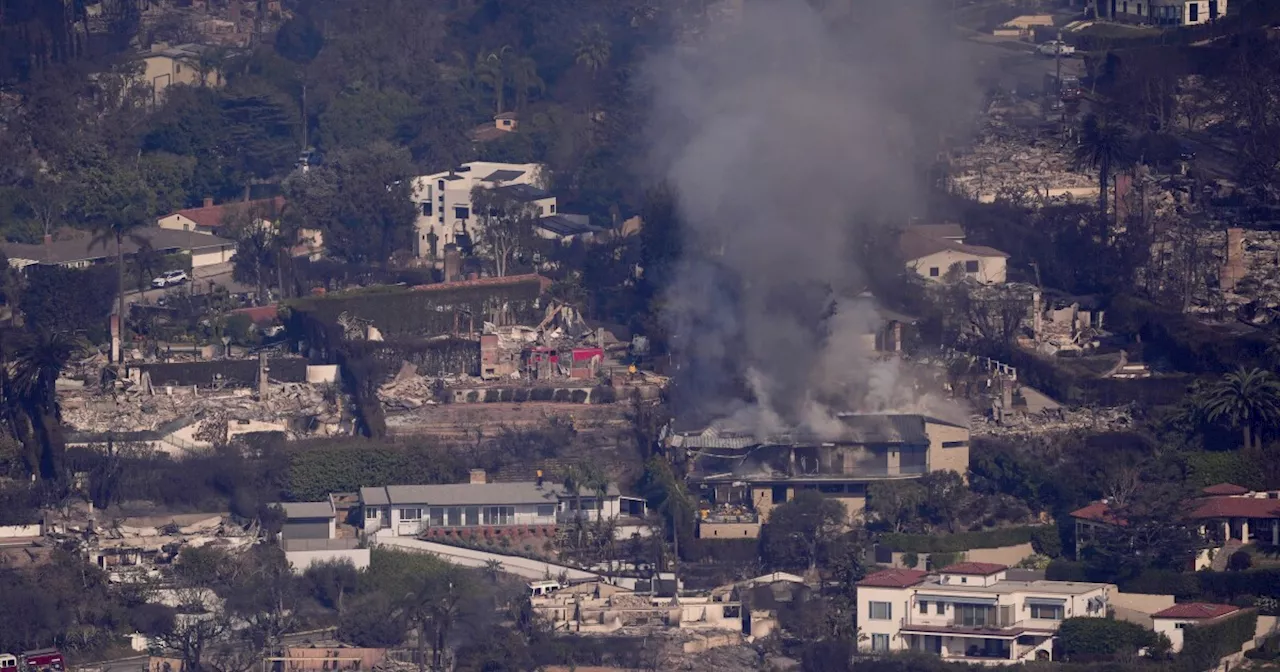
[761,490,847,571]
[7,330,83,483]
[1073,114,1133,235]
[82,165,156,357]
[574,24,612,76]
[285,142,417,265]
[641,457,695,582]
[1198,367,1280,450]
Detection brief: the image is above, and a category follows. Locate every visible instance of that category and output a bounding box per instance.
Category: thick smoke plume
[643,0,977,437]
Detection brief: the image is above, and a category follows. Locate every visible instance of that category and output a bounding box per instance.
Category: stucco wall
[0,524,41,538]
[910,250,1007,284]
[285,548,371,574]
[697,522,760,539]
[925,422,970,476]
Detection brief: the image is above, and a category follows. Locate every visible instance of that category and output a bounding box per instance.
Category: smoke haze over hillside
[642,0,977,436]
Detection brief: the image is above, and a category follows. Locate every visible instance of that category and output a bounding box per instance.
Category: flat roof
[916,578,1110,596]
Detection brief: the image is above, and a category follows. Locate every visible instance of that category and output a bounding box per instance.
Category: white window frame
[868,601,892,620]
[871,634,890,651]
[399,508,422,521]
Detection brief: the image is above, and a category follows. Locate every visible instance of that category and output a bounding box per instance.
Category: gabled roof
[1152,603,1239,620]
[905,223,966,241]
[899,230,1009,263]
[2,228,234,266]
[164,196,285,230]
[939,562,1007,576]
[858,568,929,588]
[1070,501,1126,525]
[277,501,335,519]
[1202,483,1250,496]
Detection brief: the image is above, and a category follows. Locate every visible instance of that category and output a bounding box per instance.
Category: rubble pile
[971,405,1134,438]
[377,362,439,410]
[60,379,348,446]
[1205,229,1280,323]
[947,120,1095,203]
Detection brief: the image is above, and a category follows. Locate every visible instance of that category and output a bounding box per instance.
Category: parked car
[152,269,189,288]
[1037,40,1076,57]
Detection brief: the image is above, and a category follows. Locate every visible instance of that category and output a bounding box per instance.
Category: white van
[0,654,19,672]
[528,580,562,597]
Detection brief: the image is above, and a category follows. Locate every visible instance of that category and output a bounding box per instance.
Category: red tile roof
[1152,603,1239,620]
[939,562,1008,576]
[411,274,552,294]
[229,304,279,324]
[857,569,928,588]
[1073,495,1280,525]
[167,196,285,229]
[1190,496,1280,520]
[1202,483,1250,496]
[1070,501,1126,526]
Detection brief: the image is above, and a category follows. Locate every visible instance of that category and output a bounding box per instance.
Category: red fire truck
[0,650,65,672]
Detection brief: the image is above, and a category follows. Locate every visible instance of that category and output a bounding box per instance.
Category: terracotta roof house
[157,196,286,235]
[857,562,1113,663]
[1071,485,1280,567]
[1152,603,1244,653]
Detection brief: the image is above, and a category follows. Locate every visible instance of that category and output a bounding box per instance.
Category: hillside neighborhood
[7,0,1280,671]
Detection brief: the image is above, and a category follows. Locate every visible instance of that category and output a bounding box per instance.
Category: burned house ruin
[671,414,969,536]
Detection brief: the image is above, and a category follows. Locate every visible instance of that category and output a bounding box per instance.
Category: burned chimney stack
[443,244,461,283]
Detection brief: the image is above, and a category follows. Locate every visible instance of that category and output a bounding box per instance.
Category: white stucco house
[900,224,1009,284]
[1097,0,1225,26]
[857,563,1113,664]
[1151,603,1241,653]
[359,470,626,537]
[410,162,556,258]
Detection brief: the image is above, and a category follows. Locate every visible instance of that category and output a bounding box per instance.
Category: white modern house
[1151,603,1242,652]
[359,470,628,537]
[900,225,1009,285]
[409,162,556,258]
[857,563,1113,664]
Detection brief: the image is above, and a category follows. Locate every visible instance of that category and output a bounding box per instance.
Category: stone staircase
[1212,539,1245,572]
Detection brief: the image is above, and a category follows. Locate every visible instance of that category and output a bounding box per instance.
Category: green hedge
[1182,609,1257,671]
[878,525,1048,553]
[1058,617,1156,657]
[285,440,467,501]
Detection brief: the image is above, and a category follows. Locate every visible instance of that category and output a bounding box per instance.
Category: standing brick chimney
[203,197,214,208]
[469,469,487,484]
[1222,227,1245,293]
[443,244,461,283]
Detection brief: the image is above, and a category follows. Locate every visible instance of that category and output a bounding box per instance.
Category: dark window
[942,440,969,448]
[936,601,945,615]
[929,267,940,277]
[819,484,844,494]
[421,202,432,216]
[550,203,556,213]
[437,180,445,190]
[1189,1,1198,21]
[455,206,470,220]
[771,485,788,504]
[920,601,929,614]
[964,260,980,273]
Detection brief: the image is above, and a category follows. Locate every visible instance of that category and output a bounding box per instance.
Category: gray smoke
[643,0,977,437]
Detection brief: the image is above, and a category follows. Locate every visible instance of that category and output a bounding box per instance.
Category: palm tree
[1198,367,1280,450]
[1073,114,1133,235]
[400,571,463,672]
[131,238,164,294]
[574,24,612,76]
[507,54,544,111]
[645,459,694,589]
[8,330,84,483]
[474,45,513,115]
[87,169,154,362]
